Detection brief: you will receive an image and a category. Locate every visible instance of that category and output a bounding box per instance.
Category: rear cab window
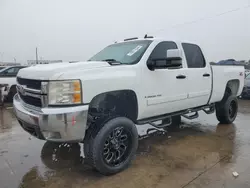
[182,43,206,68]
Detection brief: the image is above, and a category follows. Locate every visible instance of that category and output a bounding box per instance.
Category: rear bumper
[13,94,89,143]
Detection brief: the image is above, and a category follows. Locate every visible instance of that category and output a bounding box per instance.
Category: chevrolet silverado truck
[13,36,244,175]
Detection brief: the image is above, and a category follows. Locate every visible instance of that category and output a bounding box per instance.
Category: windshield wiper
[101,59,122,65]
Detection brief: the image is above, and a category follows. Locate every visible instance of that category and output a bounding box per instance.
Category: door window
[149,41,178,60]
[148,41,178,68]
[1,67,21,76]
[182,43,206,68]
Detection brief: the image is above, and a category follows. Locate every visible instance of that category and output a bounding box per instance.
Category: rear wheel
[163,115,181,131]
[84,117,138,175]
[215,95,238,124]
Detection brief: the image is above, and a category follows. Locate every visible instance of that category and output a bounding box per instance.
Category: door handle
[176,75,186,79]
[203,73,210,77]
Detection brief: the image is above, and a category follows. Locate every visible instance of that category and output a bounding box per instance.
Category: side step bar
[182,111,199,120]
[136,104,215,125]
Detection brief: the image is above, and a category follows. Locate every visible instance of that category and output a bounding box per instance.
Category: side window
[149,41,178,60]
[3,68,15,75]
[2,67,21,76]
[182,43,206,68]
[14,67,22,74]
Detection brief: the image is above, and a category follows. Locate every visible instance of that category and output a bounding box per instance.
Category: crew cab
[0,66,27,101]
[13,37,244,175]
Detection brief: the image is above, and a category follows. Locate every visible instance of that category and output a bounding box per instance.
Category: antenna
[36,47,38,64]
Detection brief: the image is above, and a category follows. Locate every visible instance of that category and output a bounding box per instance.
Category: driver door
[140,41,189,119]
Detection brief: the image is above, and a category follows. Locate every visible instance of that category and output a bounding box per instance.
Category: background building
[27,60,63,66]
[0,62,21,66]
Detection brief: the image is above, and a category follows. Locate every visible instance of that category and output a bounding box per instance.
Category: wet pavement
[0,100,250,188]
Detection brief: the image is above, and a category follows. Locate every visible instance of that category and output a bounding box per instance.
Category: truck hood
[18,61,111,80]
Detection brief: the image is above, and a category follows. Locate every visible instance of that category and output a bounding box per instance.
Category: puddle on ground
[0,100,250,188]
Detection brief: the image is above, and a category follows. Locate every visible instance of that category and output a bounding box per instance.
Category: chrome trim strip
[16,84,41,94]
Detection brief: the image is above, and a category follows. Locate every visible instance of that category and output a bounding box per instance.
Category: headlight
[48,80,82,105]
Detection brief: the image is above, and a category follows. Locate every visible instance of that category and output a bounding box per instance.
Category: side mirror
[166,49,182,61]
[147,49,182,71]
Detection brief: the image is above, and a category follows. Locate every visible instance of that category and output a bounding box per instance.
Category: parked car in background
[0,66,6,70]
[241,73,250,98]
[0,66,27,101]
[245,70,250,77]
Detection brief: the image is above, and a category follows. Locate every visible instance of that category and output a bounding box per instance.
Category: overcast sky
[0,0,249,64]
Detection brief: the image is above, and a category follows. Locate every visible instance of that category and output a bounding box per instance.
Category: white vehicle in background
[0,66,27,101]
[0,66,6,70]
[14,36,244,175]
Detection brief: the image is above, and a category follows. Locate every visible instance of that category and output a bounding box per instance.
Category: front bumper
[13,94,89,142]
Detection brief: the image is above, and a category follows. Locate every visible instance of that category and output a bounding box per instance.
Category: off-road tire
[163,115,181,131]
[215,95,238,124]
[84,117,138,175]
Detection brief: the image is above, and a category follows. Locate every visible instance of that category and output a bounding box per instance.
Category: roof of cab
[115,36,195,46]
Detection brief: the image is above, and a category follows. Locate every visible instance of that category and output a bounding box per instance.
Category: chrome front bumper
[13,94,89,142]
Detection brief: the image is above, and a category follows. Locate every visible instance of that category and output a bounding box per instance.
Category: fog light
[42,131,61,139]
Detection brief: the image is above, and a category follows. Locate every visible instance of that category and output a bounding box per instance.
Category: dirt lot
[1,100,250,188]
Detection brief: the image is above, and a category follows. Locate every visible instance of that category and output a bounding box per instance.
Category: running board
[202,105,215,114]
[136,104,215,125]
[182,111,199,120]
[148,118,172,128]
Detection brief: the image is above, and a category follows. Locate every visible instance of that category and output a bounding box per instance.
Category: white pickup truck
[13,37,244,175]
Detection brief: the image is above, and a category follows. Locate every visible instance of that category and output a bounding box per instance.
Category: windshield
[89,40,152,64]
[0,67,9,73]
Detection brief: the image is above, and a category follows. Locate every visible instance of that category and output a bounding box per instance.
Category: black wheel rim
[229,100,237,119]
[102,127,132,167]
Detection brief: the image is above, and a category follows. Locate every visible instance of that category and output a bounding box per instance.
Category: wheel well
[88,90,138,124]
[224,80,240,97]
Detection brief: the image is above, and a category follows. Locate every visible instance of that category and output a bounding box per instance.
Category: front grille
[17,77,42,90]
[18,92,42,107]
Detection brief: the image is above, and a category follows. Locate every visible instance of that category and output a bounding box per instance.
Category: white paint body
[17,38,245,120]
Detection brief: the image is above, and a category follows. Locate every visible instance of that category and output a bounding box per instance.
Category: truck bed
[209,64,245,103]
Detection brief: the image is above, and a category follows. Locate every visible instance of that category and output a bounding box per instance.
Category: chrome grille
[18,93,42,107]
[16,78,48,108]
[17,77,42,90]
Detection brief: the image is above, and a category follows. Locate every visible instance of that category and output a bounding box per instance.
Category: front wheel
[84,117,138,175]
[215,95,238,124]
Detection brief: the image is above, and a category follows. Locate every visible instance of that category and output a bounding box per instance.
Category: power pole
[36,47,38,64]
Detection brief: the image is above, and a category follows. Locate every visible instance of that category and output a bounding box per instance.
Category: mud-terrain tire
[163,115,181,131]
[215,95,238,124]
[84,117,138,175]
